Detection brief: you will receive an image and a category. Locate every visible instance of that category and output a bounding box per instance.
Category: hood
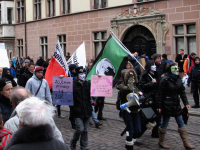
[121,69,138,84]
[3,67,10,77]
[32,74,43,81]
[127,61,133,69]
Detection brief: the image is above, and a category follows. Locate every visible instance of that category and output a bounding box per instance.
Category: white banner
[0,49,9,68]
[67,42,86,68]
[53,41,68,74]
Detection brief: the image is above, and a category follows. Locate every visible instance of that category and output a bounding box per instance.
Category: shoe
[151,133,159,138]
[89,121,93,125]
[158,128,170,149]
[95,122,102,128]
[98,117,106,121]
[58,115,65,119]
[191,105,200,108]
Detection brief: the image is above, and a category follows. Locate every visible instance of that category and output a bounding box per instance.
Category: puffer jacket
[0,95,13,123]
[25,74,52,104]
[4,110,64,142]
[116,69,140,113]
[156,73,189,117]
[18,68,33,87]
[71,80,92,118]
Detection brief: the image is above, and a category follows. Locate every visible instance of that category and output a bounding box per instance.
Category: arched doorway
[122,25,156,58]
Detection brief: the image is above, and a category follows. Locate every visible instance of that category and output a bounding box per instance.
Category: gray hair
[16,97,56,126]
[10,86,31,106]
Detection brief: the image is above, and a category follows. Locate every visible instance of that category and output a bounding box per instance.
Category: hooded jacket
[25,74,52,104]
[0,128,12,150]
[4,110,64,142]
[156,73,189,117]
[0,95,13,123]
[116,69,140,113]
[2,68,17,87]
[18,68,33,87]
[4,124,68,150]
[183,55,195,73]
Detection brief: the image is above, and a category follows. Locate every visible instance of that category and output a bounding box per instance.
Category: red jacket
[0,128,12,150]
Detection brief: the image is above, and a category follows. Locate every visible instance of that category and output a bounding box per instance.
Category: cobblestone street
[54,87,200,150]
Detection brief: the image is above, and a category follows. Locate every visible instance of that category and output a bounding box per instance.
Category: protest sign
[90,75,113,97]
[52,76,73,106]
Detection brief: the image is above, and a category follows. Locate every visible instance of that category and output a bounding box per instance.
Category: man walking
[183,52,196,76]
[25,66,52,104]
[175,49,187,78]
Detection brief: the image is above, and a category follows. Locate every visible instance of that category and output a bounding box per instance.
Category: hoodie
[25,74,52,104]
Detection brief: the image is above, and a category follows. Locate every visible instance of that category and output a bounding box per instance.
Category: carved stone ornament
[114,4,161,19]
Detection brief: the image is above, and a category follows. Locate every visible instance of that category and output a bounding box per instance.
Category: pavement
[54,87,200,150]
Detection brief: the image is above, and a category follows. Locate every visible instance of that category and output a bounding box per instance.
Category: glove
[92,102,97,106]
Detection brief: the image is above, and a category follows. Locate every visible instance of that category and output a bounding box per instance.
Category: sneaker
[191,105,200,108]
[58,115,65,119]
[95,122,102,128]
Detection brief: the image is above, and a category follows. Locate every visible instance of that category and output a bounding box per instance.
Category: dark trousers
[122,112,141,141]
[95,97,105,118]
[151,106,161,136]
[69,106,76,128]
[192,82,200,106]
[57,105,61,116]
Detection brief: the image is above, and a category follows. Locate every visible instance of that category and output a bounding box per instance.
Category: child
[0,114,12,149]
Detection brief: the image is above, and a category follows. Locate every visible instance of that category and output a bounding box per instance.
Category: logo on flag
[96,58,115,76]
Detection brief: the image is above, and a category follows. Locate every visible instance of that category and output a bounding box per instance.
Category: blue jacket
[10,68,16,78]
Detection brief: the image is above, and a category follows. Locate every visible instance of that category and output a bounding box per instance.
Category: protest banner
[90,75,113,97]
[52,76,73,106]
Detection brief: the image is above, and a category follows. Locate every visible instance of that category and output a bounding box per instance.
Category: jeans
[122,112,141,141]
[92,106,99,124]
[161,115,184,129]
[95,97,105,118]
[71,117,91,150]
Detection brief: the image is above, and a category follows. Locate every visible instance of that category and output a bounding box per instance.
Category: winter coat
[18,68,33,87]
[25,74,52,104]
[9,67,16,78]
[36,58,45,67]
[19,67,26,77]
[155,61,166,84]
[0,95,13,123]
[187,64,200,92]
[2,68,17,87]
[183,55,195,73]
[175,54,187,72]
[4,110,64,142]
[156,73,189,117]
[116,69,140,113]
[0,128,12,150]
[71,80,92,119]
[4,124,69,150]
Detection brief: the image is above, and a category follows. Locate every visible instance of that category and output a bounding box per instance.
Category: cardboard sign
[52,76,74,106]
[90,75,113,97]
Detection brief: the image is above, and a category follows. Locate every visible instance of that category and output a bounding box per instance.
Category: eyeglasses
[171,67,180,70]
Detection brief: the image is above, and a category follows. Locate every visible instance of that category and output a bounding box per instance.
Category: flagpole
[110,30,153,80]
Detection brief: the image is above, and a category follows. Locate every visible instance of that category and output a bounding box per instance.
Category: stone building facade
[2,0,200,62]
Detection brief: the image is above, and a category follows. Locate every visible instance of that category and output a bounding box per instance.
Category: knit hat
[194,57,200,61]
[24,59,30,63]
[35,66,44,72]
[0,78,12,91]
[162,54,167,59]
[69,64,77,72]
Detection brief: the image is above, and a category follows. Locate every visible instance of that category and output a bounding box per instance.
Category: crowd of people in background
[0,49,198,150]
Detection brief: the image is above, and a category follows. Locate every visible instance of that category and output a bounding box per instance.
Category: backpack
[166,60,173,64]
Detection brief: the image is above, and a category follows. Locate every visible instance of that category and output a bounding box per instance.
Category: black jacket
[36,58,45,67]
[0,95,13,123]
[19,68,33,87]
[4,124,69,150]
[2,68,17,87]
[155,61,166,84]
[188,64,200,84]
[71,80,92,118]
[175,54,187,72]
[156,73,189,117]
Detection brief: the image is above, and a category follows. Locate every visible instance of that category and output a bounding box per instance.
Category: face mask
[78,73,86,81]
[150,64,156,72]
[171,66,179,75]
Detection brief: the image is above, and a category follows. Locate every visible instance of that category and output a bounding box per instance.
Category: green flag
[86,34,131,86]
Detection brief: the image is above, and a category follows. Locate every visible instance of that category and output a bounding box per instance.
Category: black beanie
[194,57,200,61]
[0,78,12,91]
[69,64,77,72]
[162,54,167,59]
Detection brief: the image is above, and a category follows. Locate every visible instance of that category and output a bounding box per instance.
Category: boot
[125,140,133,150]
[158,128,170,149]
[178,127,195,149]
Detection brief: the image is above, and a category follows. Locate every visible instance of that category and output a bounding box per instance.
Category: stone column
[156,21,163,55]
[111,21,118,37]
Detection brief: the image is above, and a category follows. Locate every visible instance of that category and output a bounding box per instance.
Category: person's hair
[10,86,31,106]
[43,61,49,68]
[165,62,177,73]
[0,114,2,129]
[16,97,56,126]
[191,52,196,56]
[28,62,35,67]
[180,49,184,51]
[162,54,167,59]
[87,61,93,67]
[152,54,161,61]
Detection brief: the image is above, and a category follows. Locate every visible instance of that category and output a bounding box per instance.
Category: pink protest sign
[90,75,113,97]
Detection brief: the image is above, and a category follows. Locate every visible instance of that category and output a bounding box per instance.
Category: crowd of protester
[0,49,198,150]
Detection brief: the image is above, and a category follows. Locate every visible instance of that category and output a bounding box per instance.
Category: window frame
[17,39,23,58]
[57,34,66,56]
[40,37,48,60]
[16,0,25,23]
[61,0,70,14]
[47,0,55,17]
[34,0,41,20]
[173,23,197,55]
